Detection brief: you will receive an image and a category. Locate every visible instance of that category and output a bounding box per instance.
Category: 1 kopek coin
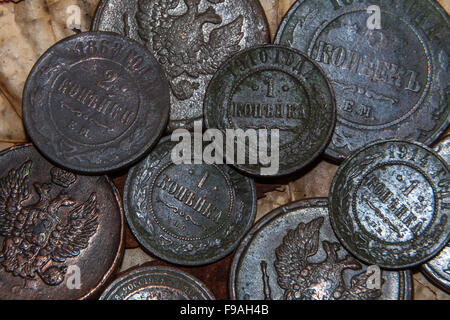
[123,137,257,266]
[230,199,412,300]
[421,135,450,292]
[23,32,170,173]
[275,0,449,162]
[93,0,270,132]
[0,144,124,299]
[329,139,449,269]
[100,266,214,300]
[204,45,336,177]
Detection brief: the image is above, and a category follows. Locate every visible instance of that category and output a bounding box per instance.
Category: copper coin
[0,144,124,299]
[275,0,449,162]
[100,266,214,300]
[92,0,270,132]
[421,135,450,292]
[230,199,412,300]
[329,139,449,269]
[123,136,257,266]
[22,32,170,173]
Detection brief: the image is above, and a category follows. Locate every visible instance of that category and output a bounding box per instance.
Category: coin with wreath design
[123,137,256,265]
[329,139,449,269]
[22,32,170,173]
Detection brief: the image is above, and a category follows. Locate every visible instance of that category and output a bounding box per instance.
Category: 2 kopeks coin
[275,0,449,162]
[23,32,170,173]
[0,144,124,299]
[329,139,449,269]
[100,266,214,300]
[123,137,257,266]
[204,45,336,177]
[230,199,412,300]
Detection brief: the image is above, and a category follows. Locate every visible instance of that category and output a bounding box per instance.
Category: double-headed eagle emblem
[0,161,98,287]
[136,0,244,100]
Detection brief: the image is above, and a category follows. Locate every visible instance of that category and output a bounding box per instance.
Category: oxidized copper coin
[0,144,124,299]
[100,266,214,300]
[275,0,449,162]
[421,135,450,292]
[329,140,449,269]
[124,137,256,266]
[92,0,270,132]
[230,199,412,300]
[22,32,170,173]
[204,45,336,177]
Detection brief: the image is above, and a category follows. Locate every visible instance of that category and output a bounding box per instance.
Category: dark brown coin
[123,136,257,266]
[204,45,336,177]
[100,265,214,300]
[23,32,170,173]
[230,199,412,300]
[92,0,270,132]
[0,144,124,299]
[421,135,450,292]
[329,140,449,269]
[275,0,449,162]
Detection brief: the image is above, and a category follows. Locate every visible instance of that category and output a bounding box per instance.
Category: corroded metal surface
[22,32,170,173]
[329,140,449,269]
[124,137,257,266]
[275,0,449,162]
[93,0,270,132]
[230,199,412,300]
[0,144,124,299]
[100,266,214,300]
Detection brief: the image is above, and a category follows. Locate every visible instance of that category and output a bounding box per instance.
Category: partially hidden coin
[23,32,170,173]
[100,266,214,300]
[0,144,124,299]
[92,0,270,132]
[230,199,412,300]
[329,139,449,269]
[421,135,450,292]
[275,0,449,162]
[204,45,336,177]
[123,137,257,266]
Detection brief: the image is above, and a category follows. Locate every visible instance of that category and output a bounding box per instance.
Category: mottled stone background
[0,0,448,300]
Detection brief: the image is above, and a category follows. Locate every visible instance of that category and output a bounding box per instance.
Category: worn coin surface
[204,45,336,177]
[0,144,124,300]
[22,32,170,173]
[100,266,214,300]
[275,0,449,162]
[329,140,449,269]
[421,135,450,292]
[92,0,270,132]
[124,137,256,266]
[230,199,412,300]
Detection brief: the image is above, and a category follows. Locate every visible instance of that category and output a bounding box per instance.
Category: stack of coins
[0,0,447,300]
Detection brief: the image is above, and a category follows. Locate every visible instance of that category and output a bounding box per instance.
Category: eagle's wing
[48,193,99,262]
[136,0,179,53]
[0,161,32,237]
[274,217,324,292]
[195,15,244,75]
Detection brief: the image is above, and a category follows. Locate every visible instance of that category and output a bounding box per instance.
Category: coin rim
[0,143,125,300]
[123,136,257,266]
[274,0,450,163]
[329,139,450,269]
[99,265,215,300]
[22,31,170,174]
[203,44,337,177]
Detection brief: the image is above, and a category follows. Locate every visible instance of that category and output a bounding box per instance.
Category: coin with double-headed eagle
[0,144,124,299]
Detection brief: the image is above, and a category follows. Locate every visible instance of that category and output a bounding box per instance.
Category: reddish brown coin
[0,144,124,299]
